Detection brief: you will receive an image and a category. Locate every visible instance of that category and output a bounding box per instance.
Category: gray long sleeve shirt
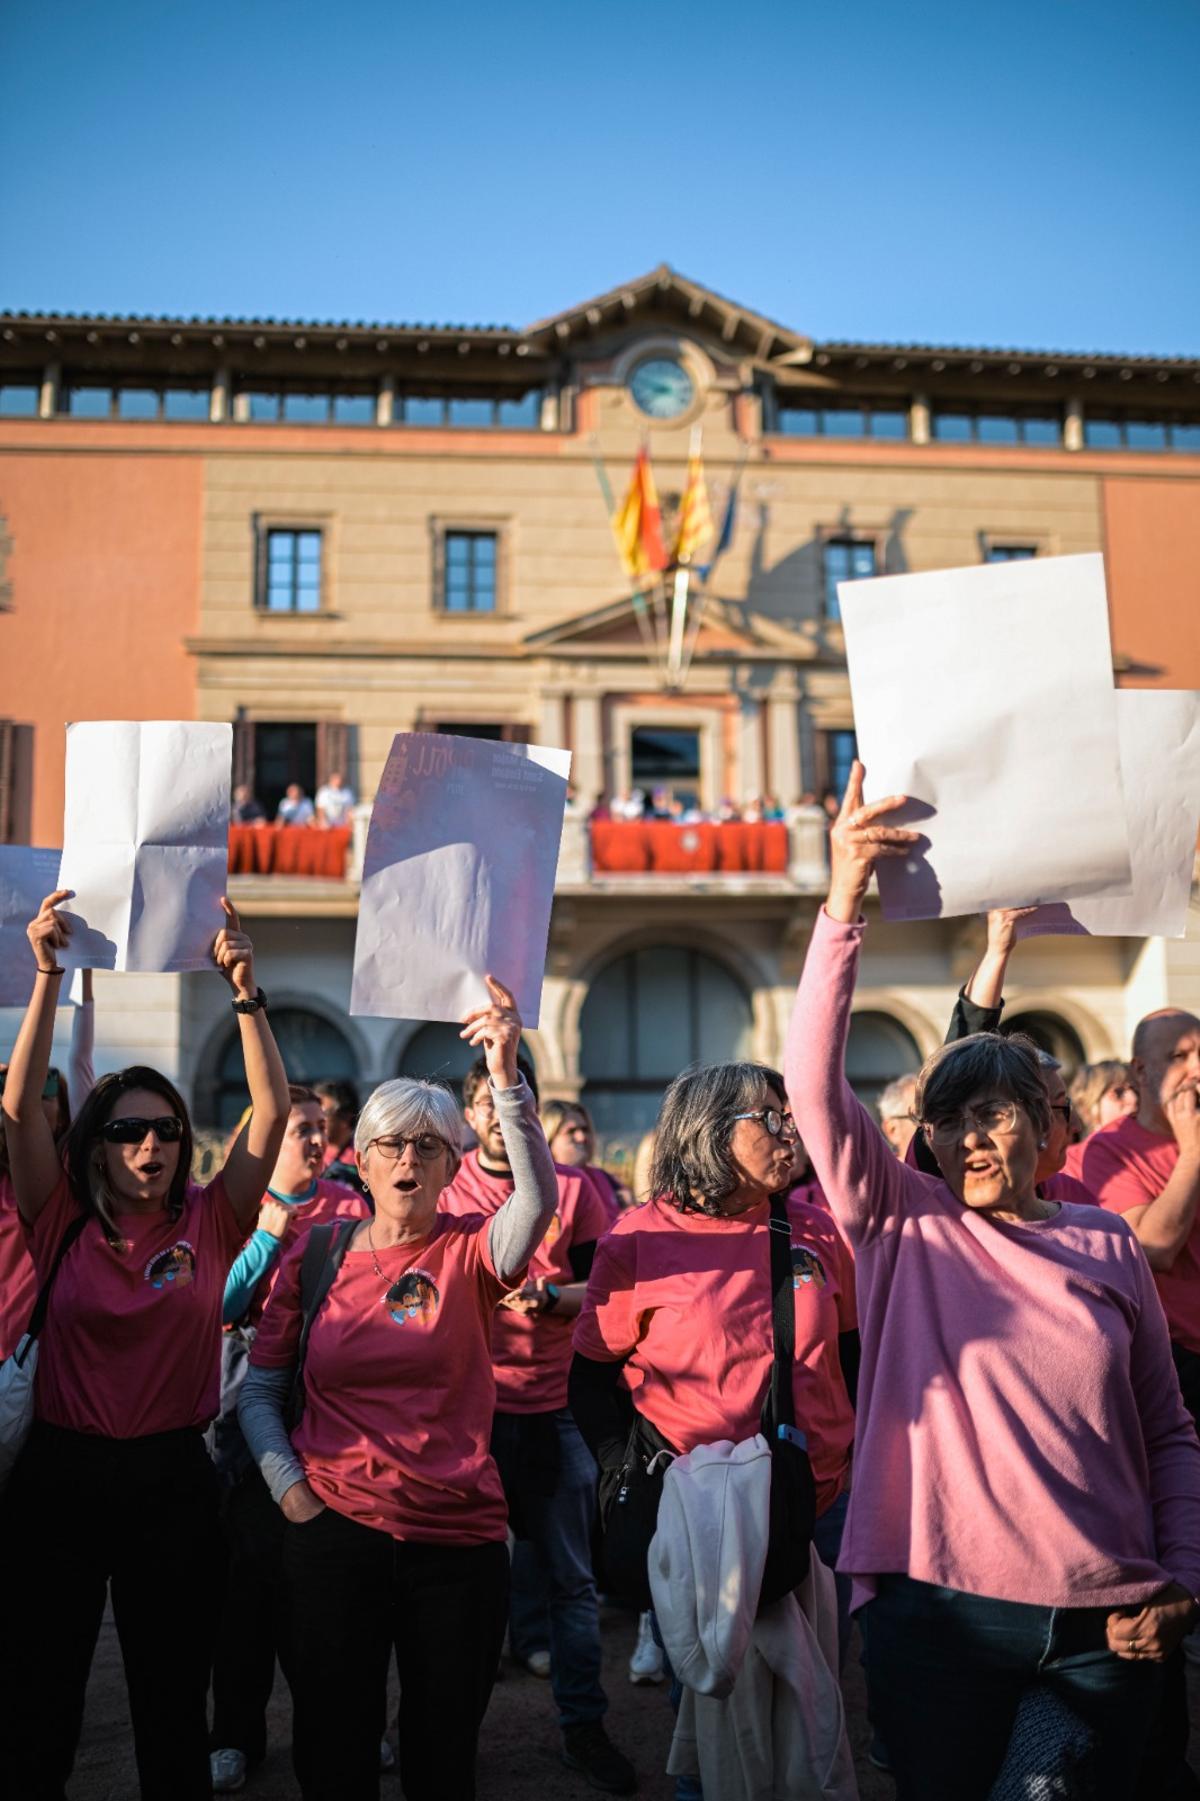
[237,1076,557,1504]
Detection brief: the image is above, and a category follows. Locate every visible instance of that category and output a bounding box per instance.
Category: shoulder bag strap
[764,1191,797,1434]
[288,1218,357,1425]
[23,1212,89,1347]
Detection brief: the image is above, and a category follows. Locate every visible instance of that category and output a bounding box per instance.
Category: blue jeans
[865,1575,1164,1801]
[491,1408,607,1730]
[810,1488,851,1670]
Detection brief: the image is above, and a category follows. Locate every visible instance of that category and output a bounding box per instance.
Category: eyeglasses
[99,1116,185,1145]
[368,1133,449,1163]
[1050,1101,1072,1124]
[923,1099,1020,1146]
[731,1108,797,1139]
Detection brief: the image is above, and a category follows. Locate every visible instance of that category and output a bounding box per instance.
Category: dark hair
[915,1032,1051,1139]
[287,1082,319,1108]
[0,1065,69,1179]
[650,1062,786,1216]
[463,1053,539,1108]
[313,1077,359,1120]
[63,1066,193,1245]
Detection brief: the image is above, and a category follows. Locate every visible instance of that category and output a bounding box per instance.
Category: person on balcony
[314,771,355,829]
[231,783,266,824]
[276,783,315,827]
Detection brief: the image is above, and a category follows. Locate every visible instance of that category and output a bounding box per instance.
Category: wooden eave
[521,264,812,365]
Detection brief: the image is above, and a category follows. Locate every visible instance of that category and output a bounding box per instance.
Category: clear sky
[3,0,1198,356]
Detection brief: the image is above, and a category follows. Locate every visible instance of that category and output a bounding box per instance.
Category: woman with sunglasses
[237,975,559,1801]
[569,1060,858,1660]
[0,888,290,1801]
[784,766,1200,1801]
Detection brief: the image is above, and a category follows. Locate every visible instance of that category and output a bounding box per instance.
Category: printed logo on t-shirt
[144,1240,197,1290]
[384,1268,440,1326]
[791,1246,826,1290]
[544,1212,563,1247]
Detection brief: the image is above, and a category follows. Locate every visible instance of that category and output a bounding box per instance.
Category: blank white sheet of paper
[350,733,571,1026]
[0,847,64,1007]
[57,721,233,973]
[1016,690,1200,940]
[838,552,1132,921]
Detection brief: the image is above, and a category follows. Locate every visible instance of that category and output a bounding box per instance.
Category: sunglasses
[99,1115,185,1145]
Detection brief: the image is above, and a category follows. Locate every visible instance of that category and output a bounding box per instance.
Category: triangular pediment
[522,266,811,366]
[525,592,769,657]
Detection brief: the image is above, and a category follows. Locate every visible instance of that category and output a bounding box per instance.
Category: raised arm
[3,892,75,1223]
[212,898,290,1232]
[785,764,925,1244]
[459,976,558,1283]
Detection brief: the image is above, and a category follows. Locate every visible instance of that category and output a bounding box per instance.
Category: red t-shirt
[0,1173,38,1362]
[242,1179,368,1325]
[27,1171,244,1437]
[251,1213,512,1544]
[573,1192,857,1515]
[1082,1115,1200,1351]
[441,1151,613,1414]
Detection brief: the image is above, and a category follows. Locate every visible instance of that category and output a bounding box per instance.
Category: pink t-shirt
[0,1172,38,1363]
[442,1151,613,1414]
[785,907,1200,1609]
[251,1213,512,1544]
[1081,1114,1200,1352]
[574,1191,856,1515]
[243,1178,368,1325]
[27,1171,244,1438]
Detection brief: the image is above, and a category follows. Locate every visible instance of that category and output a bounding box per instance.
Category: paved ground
[71,1601,894,1799]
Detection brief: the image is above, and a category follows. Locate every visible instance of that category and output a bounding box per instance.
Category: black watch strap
[232,987,268,1014]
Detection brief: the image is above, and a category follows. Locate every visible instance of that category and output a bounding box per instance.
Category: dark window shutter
[317,721,348,785]
[232,716,256,794]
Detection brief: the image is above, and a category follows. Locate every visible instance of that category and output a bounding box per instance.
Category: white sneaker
[210,1748,247,1793]
[628,1610,664,1684]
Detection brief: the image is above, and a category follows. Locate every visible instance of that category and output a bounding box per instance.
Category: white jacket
[649,1435,858,1801]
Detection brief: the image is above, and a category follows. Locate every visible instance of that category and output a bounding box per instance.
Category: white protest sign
[839,553,1132,920]
[350,733,571,1026]
[1016,690,1200,940]
[0,847,64,1006]
[57,721,232,972]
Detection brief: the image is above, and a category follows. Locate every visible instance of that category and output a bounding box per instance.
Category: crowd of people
[3,760,1200,1801]
[231,771,357,829]
[586,789,792,825]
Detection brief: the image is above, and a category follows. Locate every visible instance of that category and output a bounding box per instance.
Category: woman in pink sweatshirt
[785,765,1200,1801]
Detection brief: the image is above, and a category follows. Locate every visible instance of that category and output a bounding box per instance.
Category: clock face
[629,356,695,421]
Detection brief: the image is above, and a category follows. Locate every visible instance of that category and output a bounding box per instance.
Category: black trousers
[283,1504,508,1801]
[209,1464,287,1762]
[0,1420,221,1801]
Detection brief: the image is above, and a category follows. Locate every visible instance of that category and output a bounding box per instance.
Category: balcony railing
[228,823,353,878]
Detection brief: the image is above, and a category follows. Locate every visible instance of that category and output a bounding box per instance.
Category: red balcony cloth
[228,825,351,878]
[589,821,788,875]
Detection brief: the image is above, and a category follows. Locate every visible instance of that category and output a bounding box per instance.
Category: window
[258,528,323,613]
[62,386,113,418]
[397,1021,532,1101]
[580,946,754,1159]
[776,400,908,440]
[282,392,330,424]
[822,729,858,798]
[163,387,210,421]
[332,393,374,425]
[397,389,543,428]
[247,722,318,820]
[1084,414,1200,451]
[211,1006,357,1128]
[845,1011,921,1111]
[0,383,38,416]
[0,719,34,841]
[442,531,496,613]
[822,538,877,622]
[431,721,530,743]
[985,543,1038,562]
[1000,1011,1084,1079]
[931,409,1062,445]
[631,726,702,810]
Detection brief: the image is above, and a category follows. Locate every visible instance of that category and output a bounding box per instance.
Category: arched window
[1001,1011,1085,1079]
[211,1006,357,1129]
[580,945,754,1159]
[845,1010,922,1112]
[395,1022,538,1105]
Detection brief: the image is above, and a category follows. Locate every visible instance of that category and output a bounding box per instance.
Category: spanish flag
[674,430,714,566]
[612,447,668,581]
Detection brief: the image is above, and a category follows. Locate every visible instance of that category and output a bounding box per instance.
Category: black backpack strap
[761,1191,797,1435]
[18,1213,89,1361]
[287,1219,357,1429]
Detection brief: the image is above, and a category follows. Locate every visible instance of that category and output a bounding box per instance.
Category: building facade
[3,266,1199,1157]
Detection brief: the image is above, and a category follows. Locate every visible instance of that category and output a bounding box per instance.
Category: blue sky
[3,0,1198,355]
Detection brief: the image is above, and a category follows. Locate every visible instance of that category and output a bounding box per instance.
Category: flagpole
[667,563,690,689]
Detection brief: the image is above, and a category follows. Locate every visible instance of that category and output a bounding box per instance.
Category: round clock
[629,356,695,421]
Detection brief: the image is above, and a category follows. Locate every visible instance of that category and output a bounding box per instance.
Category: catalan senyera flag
[674,434,714,566]
[612,447,668,581]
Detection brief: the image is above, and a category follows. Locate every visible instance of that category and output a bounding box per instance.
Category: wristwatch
[541,1284,561,1313]
[231,987,268,1014]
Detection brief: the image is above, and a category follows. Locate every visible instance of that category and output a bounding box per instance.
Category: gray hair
[354,1077,463,1162]
[877,1073,918,1123]
[915,1032,1051,1139]
[650,1061,786,1217]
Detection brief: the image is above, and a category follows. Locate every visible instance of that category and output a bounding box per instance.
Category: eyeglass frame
[922,1098,1025,1146]
[98,1115,185,1145]
[730,1107,797,1140]
[366,1132,452,1164]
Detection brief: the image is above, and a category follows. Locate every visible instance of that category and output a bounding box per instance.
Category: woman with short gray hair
[786,764,1200,1801]
[569,1056,858,1646]
[237,976,558,1801]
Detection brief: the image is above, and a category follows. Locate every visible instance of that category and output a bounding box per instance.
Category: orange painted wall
[1102,477,1200,688]
[0,454,202,842]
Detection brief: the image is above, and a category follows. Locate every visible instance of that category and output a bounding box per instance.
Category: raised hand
[212,896,256,999]
[257,1198,291,1240]
[1166,1083,1200,1162]
[827,762,920,924]
[985,908,1040,956]
[27,890,74,973]
[459,975,523,1090]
